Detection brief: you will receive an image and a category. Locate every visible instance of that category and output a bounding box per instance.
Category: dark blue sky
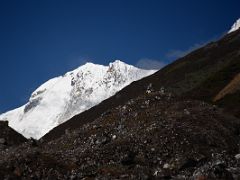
[0,0,239,113]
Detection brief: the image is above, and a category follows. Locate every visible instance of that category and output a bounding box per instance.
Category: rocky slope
[0,20,240,179]
[1,89,240,179]
[0,60,156,139]
[0,121,26,151]
[43,25,240,142]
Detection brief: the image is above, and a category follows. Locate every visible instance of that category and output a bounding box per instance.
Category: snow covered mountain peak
[0,60,156,139]
[109,59,128,67]
[228,18,240,33]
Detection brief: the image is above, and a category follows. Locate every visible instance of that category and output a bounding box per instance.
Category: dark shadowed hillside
[43,29,240,142]
[1,90,240,179]
[0,121,27,150]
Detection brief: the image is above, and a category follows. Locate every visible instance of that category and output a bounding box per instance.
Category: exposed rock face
[0,89,240,179]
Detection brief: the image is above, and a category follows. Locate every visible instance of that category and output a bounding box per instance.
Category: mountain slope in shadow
[0,121,27,150]
[43,29,240,142]
[1,90,240,179]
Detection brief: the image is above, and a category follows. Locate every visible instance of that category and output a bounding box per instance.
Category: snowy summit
[0,60,156,139]
[228,18,240,33]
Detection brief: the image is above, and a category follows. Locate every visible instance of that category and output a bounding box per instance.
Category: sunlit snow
[0,60,156,139]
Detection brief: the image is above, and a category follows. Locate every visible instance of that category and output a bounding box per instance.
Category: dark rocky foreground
[0,121,26,151]
[1,89,240,179]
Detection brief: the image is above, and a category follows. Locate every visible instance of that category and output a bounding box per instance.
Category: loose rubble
[0,88,240,179]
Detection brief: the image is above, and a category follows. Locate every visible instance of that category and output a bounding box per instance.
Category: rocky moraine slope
[1,20,240,179]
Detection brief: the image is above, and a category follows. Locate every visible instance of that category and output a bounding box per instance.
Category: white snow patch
[228,18,240,33]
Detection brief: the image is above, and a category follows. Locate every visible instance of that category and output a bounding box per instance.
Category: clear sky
[0,0,239,113]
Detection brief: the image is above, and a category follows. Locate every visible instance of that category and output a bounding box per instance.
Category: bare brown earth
[213,73,240,102]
